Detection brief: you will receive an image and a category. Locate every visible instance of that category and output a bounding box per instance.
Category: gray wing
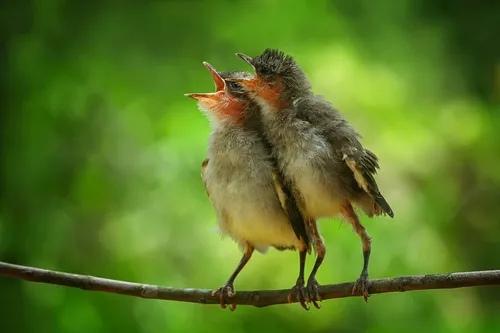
[271,170,311,249]
[341,146,394,218]
[295,96,394,218]
[201,158,210,197]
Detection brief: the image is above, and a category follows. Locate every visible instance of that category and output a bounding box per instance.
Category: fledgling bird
[185,62,313,310]
[227,49,395,302]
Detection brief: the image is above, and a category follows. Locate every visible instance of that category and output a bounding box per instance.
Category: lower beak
[184,93,218,101]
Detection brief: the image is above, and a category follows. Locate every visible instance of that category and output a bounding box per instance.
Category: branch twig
[0,262,499,308]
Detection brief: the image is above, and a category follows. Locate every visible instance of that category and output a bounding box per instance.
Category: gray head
[226,48,312,108]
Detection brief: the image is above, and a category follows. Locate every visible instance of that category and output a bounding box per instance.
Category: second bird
[228,48,395,302]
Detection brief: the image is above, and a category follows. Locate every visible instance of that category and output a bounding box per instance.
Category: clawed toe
[287,282,309,310]
[352,271,370,302]
[212,283,237,310]
[306,278,322,309]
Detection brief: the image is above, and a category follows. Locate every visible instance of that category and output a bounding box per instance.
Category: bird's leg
[212,244,254,311]
[305,218,325,309]
[341,201,371,302]
[287,248,309,310]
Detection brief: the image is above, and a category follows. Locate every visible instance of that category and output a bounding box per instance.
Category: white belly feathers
[204,156,302,253]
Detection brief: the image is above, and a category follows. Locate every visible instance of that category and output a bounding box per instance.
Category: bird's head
[226,48,312,110]
[185,62,253,126]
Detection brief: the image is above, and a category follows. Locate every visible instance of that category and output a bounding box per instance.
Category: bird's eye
[227,81,242,92]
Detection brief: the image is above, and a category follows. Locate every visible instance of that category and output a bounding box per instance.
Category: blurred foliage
[1,0,500,332]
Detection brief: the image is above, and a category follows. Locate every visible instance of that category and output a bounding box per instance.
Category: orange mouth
[184,62,225,105]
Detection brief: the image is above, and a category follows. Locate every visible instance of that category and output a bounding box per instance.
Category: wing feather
[271,170,310,249]
[342,147,394,218]
[201,158,210,197]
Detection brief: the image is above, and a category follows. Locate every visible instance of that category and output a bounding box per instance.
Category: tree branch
[1,261,499,308]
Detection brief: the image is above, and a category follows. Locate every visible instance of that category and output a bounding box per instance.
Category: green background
[1,1,499,332]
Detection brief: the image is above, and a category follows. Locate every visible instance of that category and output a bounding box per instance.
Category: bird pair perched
[185,49,394,311]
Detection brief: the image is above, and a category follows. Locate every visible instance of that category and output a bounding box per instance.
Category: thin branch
[0,261,499,308]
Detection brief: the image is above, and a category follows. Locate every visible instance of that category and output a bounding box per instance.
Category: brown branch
[0,261,499,308]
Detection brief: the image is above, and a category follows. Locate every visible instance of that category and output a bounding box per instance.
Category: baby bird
[185,62,312,310]
[227,49,394,302]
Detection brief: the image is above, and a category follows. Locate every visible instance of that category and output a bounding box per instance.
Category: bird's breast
[293,168,342,219]
[204,154,302,250]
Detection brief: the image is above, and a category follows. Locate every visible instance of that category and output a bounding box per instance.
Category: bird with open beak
[227,49,395,302]
[185,62,315,310]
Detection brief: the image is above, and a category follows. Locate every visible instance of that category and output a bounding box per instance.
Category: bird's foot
[352,270,370,302]
[212,283,237,311]
[287,280,309,310]
[305,277,322,309]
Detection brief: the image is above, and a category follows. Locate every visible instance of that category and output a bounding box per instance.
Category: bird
[185,62,315,310]
[226,48,394,302]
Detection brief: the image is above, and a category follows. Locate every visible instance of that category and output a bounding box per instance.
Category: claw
[306,277,322,309]
[352,271,370,302]
[287,282,309,310]
[212,283,237,310]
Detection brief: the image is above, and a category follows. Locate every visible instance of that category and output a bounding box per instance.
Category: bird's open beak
[184,62,225,101]
[203,62,225,92]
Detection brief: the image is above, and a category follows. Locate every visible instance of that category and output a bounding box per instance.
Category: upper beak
[235,53,254,69]
[203,61,225,91]
[184,92,218,101]
[232,53,258,91]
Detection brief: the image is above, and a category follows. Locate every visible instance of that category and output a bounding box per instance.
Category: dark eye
[227,81,242,92]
